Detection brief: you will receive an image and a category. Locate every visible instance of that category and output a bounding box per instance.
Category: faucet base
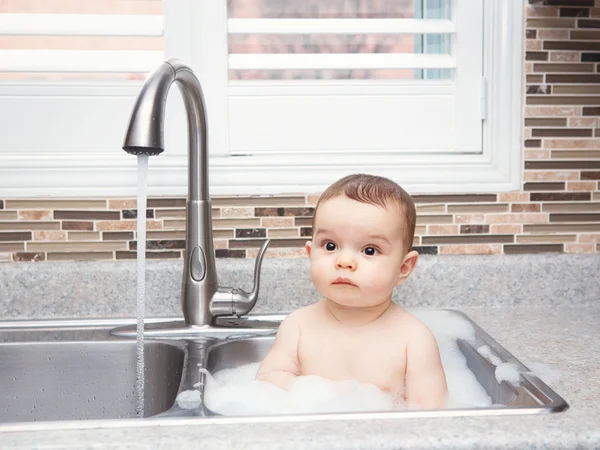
[109,315,283,340]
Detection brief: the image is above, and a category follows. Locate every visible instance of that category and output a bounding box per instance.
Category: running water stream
[135,155,149,418]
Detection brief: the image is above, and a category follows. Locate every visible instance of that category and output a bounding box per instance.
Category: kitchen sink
[0,322,184,423]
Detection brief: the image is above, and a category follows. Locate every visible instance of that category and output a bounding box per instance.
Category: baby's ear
[396,250,419,287]
[305,240,312,258]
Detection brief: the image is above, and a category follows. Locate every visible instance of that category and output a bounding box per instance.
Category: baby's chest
[298,330,406,390]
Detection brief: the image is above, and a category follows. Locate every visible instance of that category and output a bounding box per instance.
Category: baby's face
[306,195,409,309]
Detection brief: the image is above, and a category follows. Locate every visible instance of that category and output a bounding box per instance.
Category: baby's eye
[363,246,378,256]
[323,241,337,251]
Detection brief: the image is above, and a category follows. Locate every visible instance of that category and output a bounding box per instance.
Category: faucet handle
[233,239,270,316]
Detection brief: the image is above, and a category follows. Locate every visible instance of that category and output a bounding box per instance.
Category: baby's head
[306,174,419,309]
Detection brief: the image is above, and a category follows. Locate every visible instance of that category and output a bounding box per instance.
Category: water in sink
[201,310,495,416]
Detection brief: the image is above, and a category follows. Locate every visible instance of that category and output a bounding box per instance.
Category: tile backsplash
[1,1,599,263]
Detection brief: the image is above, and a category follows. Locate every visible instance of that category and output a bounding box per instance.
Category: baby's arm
[255,311,301,390]
[404,323,448,409]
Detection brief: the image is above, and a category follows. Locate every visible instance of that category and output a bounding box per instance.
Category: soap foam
[203,309,495,416]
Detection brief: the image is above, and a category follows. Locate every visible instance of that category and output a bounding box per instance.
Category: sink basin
[0,323,184,423]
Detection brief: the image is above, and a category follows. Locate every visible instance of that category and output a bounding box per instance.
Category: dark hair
[312,174,417,252]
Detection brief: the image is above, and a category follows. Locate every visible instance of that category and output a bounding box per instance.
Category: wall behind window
[0,0,599,262]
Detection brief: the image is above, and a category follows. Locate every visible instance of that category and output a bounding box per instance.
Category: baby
[256,173,448,409]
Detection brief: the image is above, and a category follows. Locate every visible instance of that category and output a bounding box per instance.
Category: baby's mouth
[332,277,357,287]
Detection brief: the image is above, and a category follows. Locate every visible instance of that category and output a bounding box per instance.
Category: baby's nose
[336,255,357,271]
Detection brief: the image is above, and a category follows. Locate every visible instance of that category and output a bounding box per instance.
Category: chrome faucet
[121,59,270,329]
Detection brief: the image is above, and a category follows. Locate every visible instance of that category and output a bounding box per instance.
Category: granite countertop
[1,305,599,450]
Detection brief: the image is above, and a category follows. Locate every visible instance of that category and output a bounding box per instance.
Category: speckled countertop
[0,255,599,449]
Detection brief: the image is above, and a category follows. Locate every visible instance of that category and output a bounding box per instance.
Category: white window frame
[0,0,522,197]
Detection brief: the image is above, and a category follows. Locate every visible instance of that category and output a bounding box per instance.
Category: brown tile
[213,239,228,250]
[416,215,453,225]
[524,182,565,191]
[578,18,600,27]
[230,238,305,249]
[525,118,567,127]
[122,209,154,219]
[517,234,576,244]
[33,231,67,241]
[211,196,305,207]
[54,210,120,220]
[130,240,185,250]
[553,85,600,94]
[583,107,600,115]
[512,204,541,213]
[0,211,17,220]
[544,41,600,51]
[545,202,600,212]
[13,252,45,262]
[565,243,596,253]
[524,223,600,232]
[261,217,295,228]
[552,150,600,158]
[528,5,559,17]
[220,207,254,218]
[454,214,486,224]
[439,245,502,255]
[524,106,580,116]
[526,161,600,170]
[530,192,591,201]
[213,218,261,229]
[525,139,542,148]
[422,235,513,245]
[579,233,600,242]
[546,74,600,83]
[47,252,114,261]
[550,51,580,62]
[146,230,186,240]
[268,228,300,238]
[487,213,548,224]
[306,195,320,206]
[546,139,599,149]
[412,194,496,204]
[416,204,446,213]
[559,7,590,17]
[504,244,563,254]
[528,96,600,105]
[0,231,31,242]
[582,171,600,180]
[27,241,127,252]
[95,220,162,231]
[103,231,134,241]
[213,230,233,239]
[447,204,508,213]
[163,219,185,229]
[235,228,266,238]
[68,232,100,241]
[526,29,537,38]
[526,51,549,61]
[566,181,597,190]
[154,209,186,219]
[524,171,579,181]
[532,128,593,137]
[414,226,426,236]
[498,193,529,202]
[571,30,600,39]
[533,63,594,73]
[294,217,312,227]
[411,246,438,255]
[460,225,490,234]
[147,198,186,208]
[107,199,136,209]
[491,224,522,234]
[17,210,52,220]
[116,251,182,260]
[215,249,246,258]
[0,243,24,252]
[5,200,107,210]
[538,29,569,39]
[0,221,60,231]
[428,225,459,235]
[526,74,544,83]
[525,149,551,159]
[550,213,600,222]
[527,18,575,28]
[527,39,542,51]
[255,207,314,217]
[61,221,94,231]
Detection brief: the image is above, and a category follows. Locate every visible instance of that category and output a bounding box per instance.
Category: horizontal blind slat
[229,53,455,70]
[0,14,163,37]
[228,18,455,35]
[0,50,164,72]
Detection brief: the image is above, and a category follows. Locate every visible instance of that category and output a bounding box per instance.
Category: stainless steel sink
[0,322,185,423]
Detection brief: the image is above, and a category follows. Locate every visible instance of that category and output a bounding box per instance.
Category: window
[0,0,523,197]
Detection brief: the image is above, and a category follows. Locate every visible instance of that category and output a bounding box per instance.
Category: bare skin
[256,195,448,409]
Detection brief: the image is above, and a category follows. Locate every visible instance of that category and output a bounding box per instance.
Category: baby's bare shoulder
[386,306,435,340]
[281,303,323,328]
